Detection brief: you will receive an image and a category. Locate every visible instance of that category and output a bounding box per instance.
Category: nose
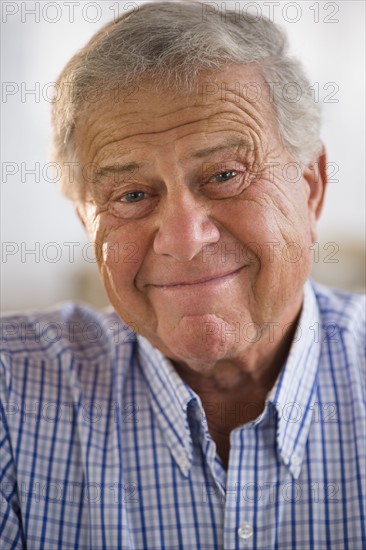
[153,191,220,261]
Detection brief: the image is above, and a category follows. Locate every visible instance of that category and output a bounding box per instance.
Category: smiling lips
[148,265,248,289]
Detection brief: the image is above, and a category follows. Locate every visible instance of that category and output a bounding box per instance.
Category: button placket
[224,429,256,549]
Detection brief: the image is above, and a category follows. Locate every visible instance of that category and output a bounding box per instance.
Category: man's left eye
[212,170,238,183]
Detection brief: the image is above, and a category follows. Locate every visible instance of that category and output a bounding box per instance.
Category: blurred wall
[1,0,365,312]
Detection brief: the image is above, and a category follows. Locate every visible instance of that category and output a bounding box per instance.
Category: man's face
[75,65,326,369]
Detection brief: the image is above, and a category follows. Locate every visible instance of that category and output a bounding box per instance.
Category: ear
[75,205,87,230]
[303,145,328,242]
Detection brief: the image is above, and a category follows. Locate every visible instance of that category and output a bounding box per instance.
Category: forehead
[74,64,277,165]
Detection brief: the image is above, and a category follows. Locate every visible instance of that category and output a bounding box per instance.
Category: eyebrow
[96,162,140,179]
[96,138,250,178]
[190,138,250,159]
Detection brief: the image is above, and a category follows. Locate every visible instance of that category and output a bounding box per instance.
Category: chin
[156,314,243,368]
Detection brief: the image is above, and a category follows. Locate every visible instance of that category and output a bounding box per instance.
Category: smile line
[150,265,247,289]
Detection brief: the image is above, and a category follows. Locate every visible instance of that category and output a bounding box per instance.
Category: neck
[173,307,301,397]
[172,305,302,468]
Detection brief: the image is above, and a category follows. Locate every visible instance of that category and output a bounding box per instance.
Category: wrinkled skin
[75,65,327,464]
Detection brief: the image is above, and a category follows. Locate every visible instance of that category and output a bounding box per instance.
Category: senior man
[1,2,365,549]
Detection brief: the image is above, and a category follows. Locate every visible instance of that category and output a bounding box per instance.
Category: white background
[1,0,365,311]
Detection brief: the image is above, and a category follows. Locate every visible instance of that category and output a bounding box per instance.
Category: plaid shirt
[1,279,365,549]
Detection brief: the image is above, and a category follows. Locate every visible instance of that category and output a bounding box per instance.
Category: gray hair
[51,0,322,201]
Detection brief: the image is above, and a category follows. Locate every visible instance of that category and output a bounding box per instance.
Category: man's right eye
[109,188,159,219]
[121,191,146,203]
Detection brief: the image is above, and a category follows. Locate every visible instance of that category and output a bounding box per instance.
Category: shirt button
[291,453,301,466]
[237,523,253,540]
[178,455,189,469]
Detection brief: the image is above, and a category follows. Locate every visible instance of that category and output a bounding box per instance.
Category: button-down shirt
[1,279,365,549]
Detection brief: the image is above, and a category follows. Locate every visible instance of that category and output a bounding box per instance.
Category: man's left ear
[303,145,328,242]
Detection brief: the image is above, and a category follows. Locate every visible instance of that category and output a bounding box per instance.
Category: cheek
[98,226,156,329]
[103,241,140,277]
[97,225,147,287]
[213,190,312,271]
[213,195,283,250]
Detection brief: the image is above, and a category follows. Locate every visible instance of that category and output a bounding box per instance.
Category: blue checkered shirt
[1,279,365,549]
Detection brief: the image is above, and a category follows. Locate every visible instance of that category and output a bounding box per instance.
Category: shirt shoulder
[0,302,137,425]
[0,301,136,362]
[311,279,365,331]
[310,278,366,379]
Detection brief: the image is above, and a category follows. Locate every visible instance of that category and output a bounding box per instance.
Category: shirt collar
[266,279,321,478]
[136,279,321,479]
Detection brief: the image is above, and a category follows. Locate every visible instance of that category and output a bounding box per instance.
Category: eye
[109,188,159,219]
[212,170,238,183]
[202,163,252,199]
[121,191,146,203]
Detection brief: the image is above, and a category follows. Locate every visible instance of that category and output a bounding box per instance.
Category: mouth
[149,265,248,289]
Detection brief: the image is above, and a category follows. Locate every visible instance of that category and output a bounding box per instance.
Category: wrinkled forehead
[73,64,279,165]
